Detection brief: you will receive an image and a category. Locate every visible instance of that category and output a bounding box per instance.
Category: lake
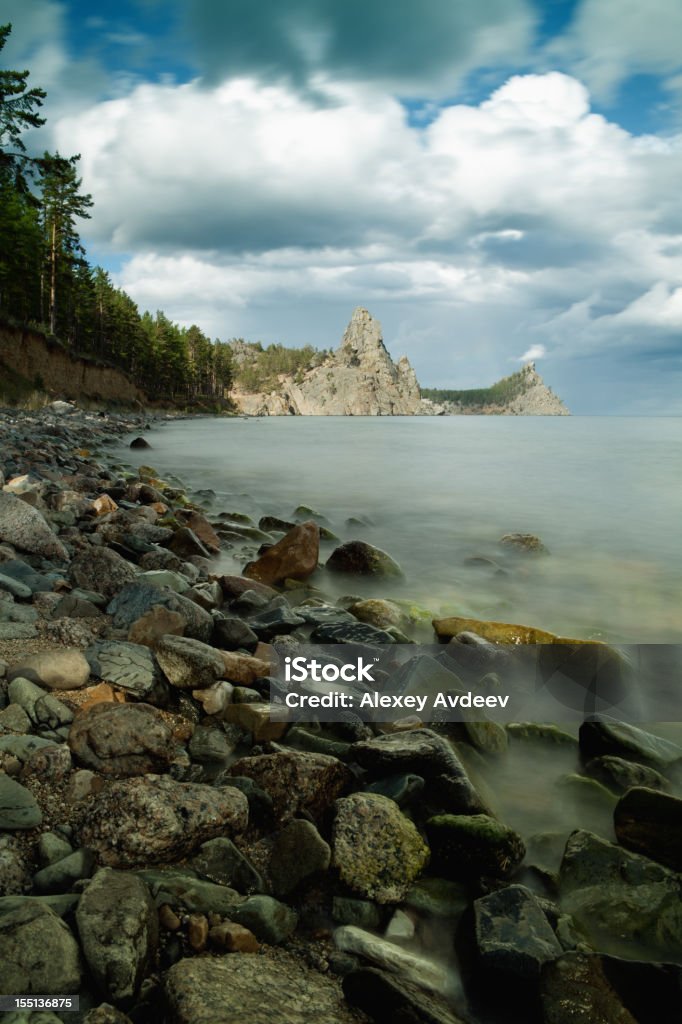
[116,414,682,645]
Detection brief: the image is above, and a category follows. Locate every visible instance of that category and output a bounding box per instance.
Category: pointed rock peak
[339,307,387,359]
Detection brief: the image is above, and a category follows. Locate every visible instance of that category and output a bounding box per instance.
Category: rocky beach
[0,405,680,1024]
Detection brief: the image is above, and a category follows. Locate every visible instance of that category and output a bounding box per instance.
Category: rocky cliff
[231,309,569,417]
[232,308,421,416]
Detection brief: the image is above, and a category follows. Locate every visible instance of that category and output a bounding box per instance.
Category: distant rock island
[230,307,569,416]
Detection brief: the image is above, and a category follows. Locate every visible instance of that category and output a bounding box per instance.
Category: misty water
[116,413,682,1007]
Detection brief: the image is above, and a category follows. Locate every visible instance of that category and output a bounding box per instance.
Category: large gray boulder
[0,901,82,993]
[76,869,158,1005]
[0,491,69,561]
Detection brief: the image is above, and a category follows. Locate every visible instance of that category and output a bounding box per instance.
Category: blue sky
[4,0,682,412]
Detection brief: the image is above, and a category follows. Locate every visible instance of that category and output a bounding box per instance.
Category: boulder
[559,829,682,962]
[229,749,352,821]
[269,819,331,895]
[0,491,69,561]
[0,901,82,993]
[0,774,42,829]
[243,521,319,586]
[128,606,186,648]
[155,635,224,689]
[68,703,176,777]
[333,792,429,903]
[326,540,402,577]
[614,787,682,871]
[69,546,137,599]
[76,868,158,1004]
[165,950,360,1024]
[79,776,248,867]
[585,755,670,795]
[108,582,213,642]
[579,718,682,772]
[8,648,91,690]
[474,884,562,981]
[426,814,526,880]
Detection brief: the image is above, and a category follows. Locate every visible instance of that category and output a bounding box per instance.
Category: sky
[3,0,682,413]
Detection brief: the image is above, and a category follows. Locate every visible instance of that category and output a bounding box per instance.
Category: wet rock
[0,774,42,829]
[540,952,639,1024]
[335,926,447,993]
[326,540,402,577]
[208,921,259,952]
[426,814,526,880]
[579,718,682,772]
[585,755,669,794]
[68,703,176,777]
[76,868,158,1005]
[229,749,352,820]
[188,724,235,762]
[343,967,466,1024]
[108,582,213,642]
[33,848,95,894]
[247,605,306,640]
[349,598,407,630]
[155,635,224,689]
[365,772,425,808]
[474,884,562,981]
[217,574,279,601]
[0,491,69,561]
[191,837,264,893]
[231,894,298,944]
[499,532,549,554]
[127,606,186,648]
[223,702,287,742]
[0,901,82,993]
[129,437,151,449]
[559,829,682,962]
[8,648,91,690]
[270,819,331,895]
[211,614,258,651]
[167,527,212,560]
[243,521,320,586]
[165,950,359,1024]
[507,722,577,746]
[352,728,486,813]
[175,510,221,554]
[333,792,429,903]
[614,787,682,871]
[136,568,189,593]
[404,877,469,919]
[79,776,248,867]
[310,620,395,644]
[85,641,160,700]
[69,546,137,599]
[332,896,384,929]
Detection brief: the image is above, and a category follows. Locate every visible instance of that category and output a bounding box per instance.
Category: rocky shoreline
[0,405,680,1024]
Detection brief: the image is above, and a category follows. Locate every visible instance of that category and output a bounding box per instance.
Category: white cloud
[517,344,546,362]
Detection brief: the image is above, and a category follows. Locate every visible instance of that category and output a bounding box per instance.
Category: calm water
[115,415,682,645]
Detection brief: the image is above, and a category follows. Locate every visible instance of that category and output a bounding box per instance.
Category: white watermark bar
[268,643,682,724]
[0,996,80,1012]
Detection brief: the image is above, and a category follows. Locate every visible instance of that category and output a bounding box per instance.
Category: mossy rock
[507,723,578,747]
[426,813,525,880]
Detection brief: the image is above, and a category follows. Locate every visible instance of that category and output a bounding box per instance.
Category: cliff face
[233,307,421,416]
[0,323,146,406]
[230,310,569,417]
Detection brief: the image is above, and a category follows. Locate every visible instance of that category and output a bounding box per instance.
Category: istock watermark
[268,643,682,725]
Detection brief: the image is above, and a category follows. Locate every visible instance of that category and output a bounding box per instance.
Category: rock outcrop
[231,311,568,416]
[232,308,421,416]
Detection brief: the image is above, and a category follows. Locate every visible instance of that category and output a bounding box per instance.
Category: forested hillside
[422,365,537,408]
[0,24,233,405]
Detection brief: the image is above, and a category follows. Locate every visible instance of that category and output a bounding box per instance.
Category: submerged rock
[326,540,402,578]
[579,718,682,772]
[614,787,682,872]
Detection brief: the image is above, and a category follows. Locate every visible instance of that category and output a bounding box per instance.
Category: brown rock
[187,913,209,952]
[229,750,352,820]
[92,494,118,516]
[78,683,127,713]
[159,904,181,931]
[223,703,287,742]
[209,921,260,952]
[127,606,186,648]
[68,702,176,778]
[176,511,221,554]
[215,575,279,601]
[79,775,249,867]
[167,527,212,560]
[220,651,271,685]
[243,521,319,586]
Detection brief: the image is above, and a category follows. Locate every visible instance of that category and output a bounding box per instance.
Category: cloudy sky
[4,0,682,412]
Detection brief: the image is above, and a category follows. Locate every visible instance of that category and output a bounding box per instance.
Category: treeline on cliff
[0,24,233,405]
[422,366,535,408]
